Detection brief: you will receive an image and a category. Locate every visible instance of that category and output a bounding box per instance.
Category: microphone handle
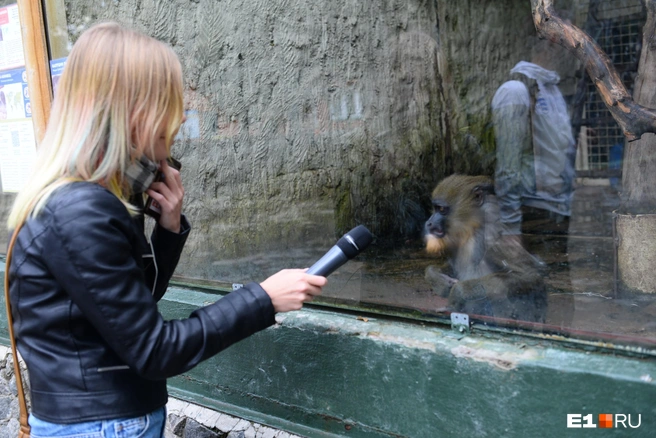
[306,246,349,277]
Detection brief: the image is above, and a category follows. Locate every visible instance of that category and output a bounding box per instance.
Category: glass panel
[8,0,654,350]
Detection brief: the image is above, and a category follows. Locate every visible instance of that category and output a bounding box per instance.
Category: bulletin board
[0,0,51,251]
[0,0,51,194]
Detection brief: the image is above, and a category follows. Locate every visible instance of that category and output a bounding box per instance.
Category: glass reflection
[1,0,654,348]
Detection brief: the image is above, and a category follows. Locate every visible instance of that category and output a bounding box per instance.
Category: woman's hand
[146,159,184,233]
[260,269,327,312]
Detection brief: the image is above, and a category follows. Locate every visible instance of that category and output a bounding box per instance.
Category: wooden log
[622,0,656,213]
[530,0,656,142]
[17,0,52,144]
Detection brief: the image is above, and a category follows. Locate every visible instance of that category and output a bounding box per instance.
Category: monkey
[424,174,547,323]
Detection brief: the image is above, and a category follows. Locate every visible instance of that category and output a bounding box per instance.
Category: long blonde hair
[7,22,184,229]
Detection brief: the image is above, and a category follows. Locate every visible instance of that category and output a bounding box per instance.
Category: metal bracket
[232,283,244,291]
[450,312,470,334]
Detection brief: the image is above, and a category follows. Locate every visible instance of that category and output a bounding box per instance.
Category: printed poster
[0,66,36,192]
[50,57,66,96]
[0,4,25,71]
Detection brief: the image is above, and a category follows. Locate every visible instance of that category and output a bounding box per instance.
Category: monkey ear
[472,184,495,205]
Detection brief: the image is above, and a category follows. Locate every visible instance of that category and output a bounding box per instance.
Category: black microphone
[306,225,373,277]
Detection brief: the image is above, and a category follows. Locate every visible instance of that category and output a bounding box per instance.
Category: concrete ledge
[160,287,656,438]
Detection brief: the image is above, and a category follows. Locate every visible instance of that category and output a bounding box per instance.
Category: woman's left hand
[146,160,184,233]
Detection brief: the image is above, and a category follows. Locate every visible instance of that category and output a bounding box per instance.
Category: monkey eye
[434,205,449,215]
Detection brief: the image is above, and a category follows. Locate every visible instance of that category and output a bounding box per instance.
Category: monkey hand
[448,281,488,309]
[425,265,458,297]
[447,276,514,317]
[260,269,327,313]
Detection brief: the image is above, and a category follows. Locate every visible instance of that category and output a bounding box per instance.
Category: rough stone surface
[0,0,583,274]
[53,0,581,283]
[180,419,221,438]
[61,0,448,279]
[0,346,301,438]
[0,347,24,435]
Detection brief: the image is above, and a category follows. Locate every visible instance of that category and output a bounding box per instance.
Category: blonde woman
[6,22,325,436]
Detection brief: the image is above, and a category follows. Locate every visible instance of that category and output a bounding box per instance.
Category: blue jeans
[28,407,166,438]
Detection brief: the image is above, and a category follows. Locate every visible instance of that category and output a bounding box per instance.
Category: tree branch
[531,0,656,141]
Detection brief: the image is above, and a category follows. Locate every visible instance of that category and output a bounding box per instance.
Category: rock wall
[49,0,575,282]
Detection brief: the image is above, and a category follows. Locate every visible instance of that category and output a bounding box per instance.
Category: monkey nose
[426,221,445,238]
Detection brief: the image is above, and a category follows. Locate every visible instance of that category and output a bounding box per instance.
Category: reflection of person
[6,23,326,435]
[492,61,576,331]
[492,61,576,237]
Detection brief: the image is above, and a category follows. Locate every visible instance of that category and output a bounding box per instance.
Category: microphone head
[335,225,373,259]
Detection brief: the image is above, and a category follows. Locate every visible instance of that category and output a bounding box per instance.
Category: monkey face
[424,174,494,255]
[425,201,450,254]
[427,202,450,238]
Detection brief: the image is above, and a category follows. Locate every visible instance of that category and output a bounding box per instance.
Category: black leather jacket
[7,182,275,423]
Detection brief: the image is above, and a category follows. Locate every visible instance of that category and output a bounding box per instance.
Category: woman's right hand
[260,269,327,313]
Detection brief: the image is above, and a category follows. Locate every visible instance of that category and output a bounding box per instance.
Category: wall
[51,0,557,283]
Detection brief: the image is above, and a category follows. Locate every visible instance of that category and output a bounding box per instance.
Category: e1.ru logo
[567,414,642,429]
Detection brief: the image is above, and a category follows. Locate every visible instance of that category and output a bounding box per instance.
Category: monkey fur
[424,174,547,322]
